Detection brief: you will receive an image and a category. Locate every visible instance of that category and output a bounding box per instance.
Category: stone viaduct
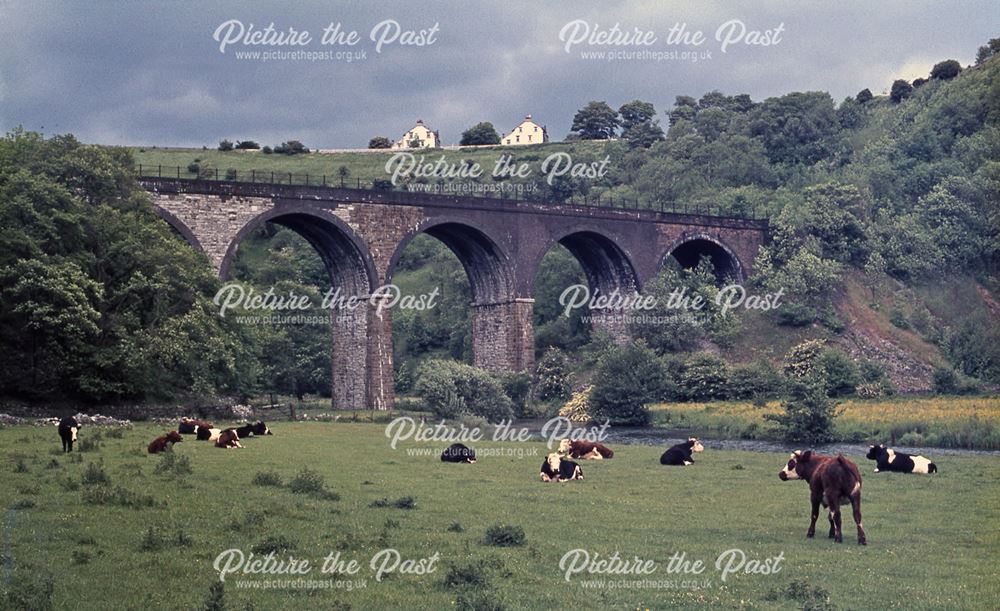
[139,177,769,411]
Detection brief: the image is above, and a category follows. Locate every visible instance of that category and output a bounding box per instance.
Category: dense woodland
[1,44,997,422]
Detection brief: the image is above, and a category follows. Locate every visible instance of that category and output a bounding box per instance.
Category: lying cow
[558,439,614,459]
[660,438,704,465]
[540,453,583,482]
[148,431,183,454]
[196,427,222,442]
[778,450,867,545]
[215,428,242,449]
[58,417,80,453]
[234,421,273,439]
[178,418,213,435]
[441,443,477,463]
[866,444,937,474]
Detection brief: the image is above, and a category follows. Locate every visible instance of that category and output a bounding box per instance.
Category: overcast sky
[0,1,995,148]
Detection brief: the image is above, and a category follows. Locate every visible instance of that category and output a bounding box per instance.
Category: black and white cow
[866,444,937,474]
[196,427,222,442]
[659,437,705,465]
[539,453,583,482]
[58,417,80,452]
[234,421,273,439]
[441,443,477,463]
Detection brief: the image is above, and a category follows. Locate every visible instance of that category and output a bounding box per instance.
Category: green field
[1,422,998,610]
[131,141,611,187]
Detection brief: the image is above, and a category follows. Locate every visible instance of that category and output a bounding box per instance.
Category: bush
[252,471,283,487]
[288,467,339,500]
[187,162,200,174]
[816,349,860,397]
[932,367,980,395]
[483,524,525,547]
[235,140,260,150]
[679,353,730,401]
[930,59,962,80]
[775,301,816,326]
[252,534,296,554]
[497,371,532,418]
[154,452,192,477]
[765,376,839,443]
[415,359,514,422]
[589,341,665,425]
[273,140,308,155]
[225,168,238,180]
[533,348,570,401]
[81,462,110,486]
[728,360,785,400]
[218,139,234,151]
[262,146,272,154]
[368,136,392,149]
[557,386,593,422]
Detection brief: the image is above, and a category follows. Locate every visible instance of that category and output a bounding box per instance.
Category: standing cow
[778,450,867,545]
[58,417,80,452]
[866,444,937,474]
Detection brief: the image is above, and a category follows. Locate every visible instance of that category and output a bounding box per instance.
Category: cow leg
[827,511,836,538]
[851,495,867,545]
[807,492,821,538]
[828,495,843,543]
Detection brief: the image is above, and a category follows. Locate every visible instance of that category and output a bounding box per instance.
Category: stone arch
[221,206,380,410]
[662,233,744,283]
[529,226,642,344]
[386,219,526,372]
[154,205,204,253]
[386,218,514,306]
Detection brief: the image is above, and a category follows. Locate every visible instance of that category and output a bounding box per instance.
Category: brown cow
[558,439,614,459]
[148,431,183,454]
[778,451,867,545]
[215,428,242,449]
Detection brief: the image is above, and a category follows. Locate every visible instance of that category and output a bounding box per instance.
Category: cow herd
[440,435,938,546]
[57,417,939,546]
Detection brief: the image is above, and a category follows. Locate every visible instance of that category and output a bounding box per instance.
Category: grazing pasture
[1,423,998,609]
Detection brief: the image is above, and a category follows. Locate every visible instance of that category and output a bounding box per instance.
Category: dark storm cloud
[0,0,995,147]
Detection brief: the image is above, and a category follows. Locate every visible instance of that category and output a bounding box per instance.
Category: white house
[392,119,440,149]
[501,115,548,146]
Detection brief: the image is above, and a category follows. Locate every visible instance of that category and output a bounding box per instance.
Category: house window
[528,135,532,142]
[516,135,520,142]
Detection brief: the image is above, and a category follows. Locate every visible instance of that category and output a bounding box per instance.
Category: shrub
[154,452,192,477]
[288,467,339,500]
[679,353,730,401]
[415,360,514,422]
[262,146,273,154]
[930,59,962,80]
[71,550,90,565]
[765,376,839,443]
[497,371,532,418]
[589,341,665,425]
[252,471,283,487]
[368,136,392,149]
[728,360,785,400]
[139,527,163,552]
[81,462,110,486]
[816,349,860,397]
[204,582,225,611]
[775,301,816,326]
[447,522,464,533]
[557,386,593,422]
[252,534,296,554]
[483,524,525,547]
[13,458,27,473]
[533,348,571,401]
[0,571,54,610]
[442,559,491,589]
[187,162,200,174]
[235,140,260,150]
[889,308,910,329]
[218,139,234,151]
[932,367,980,395]
[225,168,238,180]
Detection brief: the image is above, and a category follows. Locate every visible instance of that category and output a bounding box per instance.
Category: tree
[570,101,620,140]
[589,341,665,425]
[890,79,913,103]
[976,38,1000,65]
[235,140,260,150]
[855,88,873,104]
[930,59,962,81]
[459,122,500,146]
[747,92,840,164]
[618,100,657,131]
[534,348,571,401]
[217,139,234,151]
[765,375,839,443]
[273,140,308,155]
[368,136,392,149]
[621,120,665,148]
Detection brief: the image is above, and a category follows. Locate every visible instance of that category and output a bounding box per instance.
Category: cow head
[558,439,572,454]
[70,426,78,442]
[689,437,704,452]
[167,431,183,443]
[546,453,562,472]
[778,450,809,481]
[253,421,273,436]
[865,444,886,460]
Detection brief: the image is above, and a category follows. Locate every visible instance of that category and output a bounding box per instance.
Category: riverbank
[649,396,1000,450]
